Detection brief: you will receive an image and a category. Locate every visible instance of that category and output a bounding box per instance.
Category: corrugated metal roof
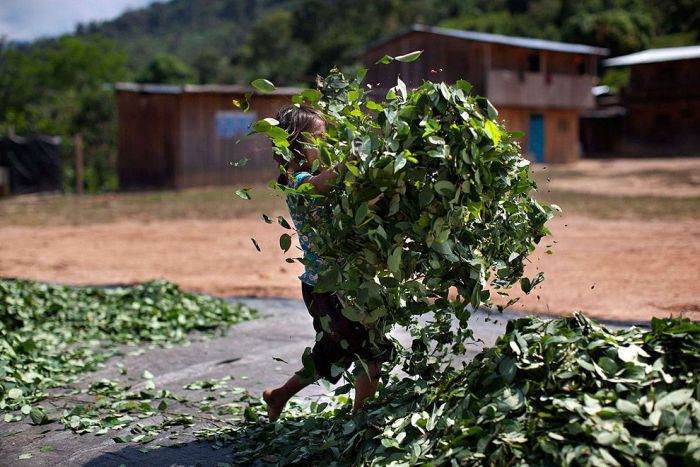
[603,45,700,67]
[114,83,303,95]
[365,24,609,56]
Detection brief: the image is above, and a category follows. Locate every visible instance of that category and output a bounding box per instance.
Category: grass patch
[534,190,700,220]
[526,164,659,181]
[0,185,286,227]
[532,166,700,186]
[1,181,698,226]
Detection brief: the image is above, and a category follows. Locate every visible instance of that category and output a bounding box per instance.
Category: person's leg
[263,373,314,421]
[264,283,340,421]
[353,360,381,414]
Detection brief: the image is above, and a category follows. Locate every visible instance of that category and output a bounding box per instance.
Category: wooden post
[74,133,84,195]
[8,125,15,138]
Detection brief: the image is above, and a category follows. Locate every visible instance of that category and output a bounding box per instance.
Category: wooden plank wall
[359,31,607,163]
[177,93,291,188]
[619,99,700,157]
[545,109,580,163]
[487,69,596,109]
[627,59,700,100]
[616,60,700,156]
[487,46,596,109]
[117,92,180,189]
[498,107,580,163]
[362,32,485,95]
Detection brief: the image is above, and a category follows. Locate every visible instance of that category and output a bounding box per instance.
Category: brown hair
[274,104,325,169]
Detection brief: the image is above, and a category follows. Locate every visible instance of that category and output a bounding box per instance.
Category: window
[527,52,540,72]
[660,66,677,86]
[558,118,570,132]
[577,59,587,76]
[652,113,671,132]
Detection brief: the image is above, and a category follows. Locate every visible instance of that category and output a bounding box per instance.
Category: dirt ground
[543,158,700,198]
[1,158,698,323]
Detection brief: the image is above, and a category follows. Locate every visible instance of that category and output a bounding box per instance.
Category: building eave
[114,83,303,96]
[363,24,609,57]
[603,45,700,67]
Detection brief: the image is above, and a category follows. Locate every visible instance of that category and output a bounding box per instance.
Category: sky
[0,0,155,42]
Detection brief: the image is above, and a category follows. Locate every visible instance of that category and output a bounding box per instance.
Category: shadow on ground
[82,441,237,467]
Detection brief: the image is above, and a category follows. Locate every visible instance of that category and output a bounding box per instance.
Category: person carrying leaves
[263,104,394,421]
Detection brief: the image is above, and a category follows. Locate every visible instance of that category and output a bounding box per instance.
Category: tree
[233,9,311,84]
[441,11,522,36]
[0,36,128,191]
[650,0,700,40]
[562,9,655,56]
[192,49,224,84]
[137,53,196,84]
[45,36,128,91]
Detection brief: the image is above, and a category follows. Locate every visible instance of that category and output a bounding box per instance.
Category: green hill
[75,0,291,72]
[73,0,697,86]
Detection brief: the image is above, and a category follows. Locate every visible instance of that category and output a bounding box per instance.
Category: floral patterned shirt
[287,172,325,286]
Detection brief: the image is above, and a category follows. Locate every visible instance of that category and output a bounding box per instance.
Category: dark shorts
[298,282,394,383]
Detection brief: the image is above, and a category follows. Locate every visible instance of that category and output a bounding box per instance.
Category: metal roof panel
[603,45,700,67]
[114,83,303,95]
[365,24,609,56]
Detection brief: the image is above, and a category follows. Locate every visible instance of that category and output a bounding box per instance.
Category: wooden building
[361,25,608,163]
[115,83,300,189]
[602,46,700,157]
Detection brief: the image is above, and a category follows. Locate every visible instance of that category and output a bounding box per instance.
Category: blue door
[528,114,545,163]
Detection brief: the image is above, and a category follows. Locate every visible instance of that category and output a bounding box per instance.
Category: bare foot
[263,388,284,421]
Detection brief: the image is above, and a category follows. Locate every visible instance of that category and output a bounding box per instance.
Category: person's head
[275,104,326,172]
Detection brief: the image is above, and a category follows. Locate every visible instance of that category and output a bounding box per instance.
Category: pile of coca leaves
[197,313,700,466]
[0,279,257,414]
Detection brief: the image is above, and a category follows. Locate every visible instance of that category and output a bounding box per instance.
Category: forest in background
[0,0,697,192]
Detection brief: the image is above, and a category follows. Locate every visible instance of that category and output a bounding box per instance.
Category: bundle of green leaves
[251,62,554,362]
[197,314,700,466]
[0,279,256,414]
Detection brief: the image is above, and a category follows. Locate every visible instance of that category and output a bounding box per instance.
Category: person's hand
[332,161,347,174]
[368,193,384,206]
[337,153,360,174]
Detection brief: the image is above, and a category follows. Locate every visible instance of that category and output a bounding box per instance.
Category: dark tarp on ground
[0,135,62,194]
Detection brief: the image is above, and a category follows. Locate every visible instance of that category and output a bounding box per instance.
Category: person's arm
[303,161,349,193]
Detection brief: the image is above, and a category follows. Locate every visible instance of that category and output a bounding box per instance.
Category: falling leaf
[394,50,423,62]
[235,188,251,200]
[230,158,248,167]
[251,78,276,93]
